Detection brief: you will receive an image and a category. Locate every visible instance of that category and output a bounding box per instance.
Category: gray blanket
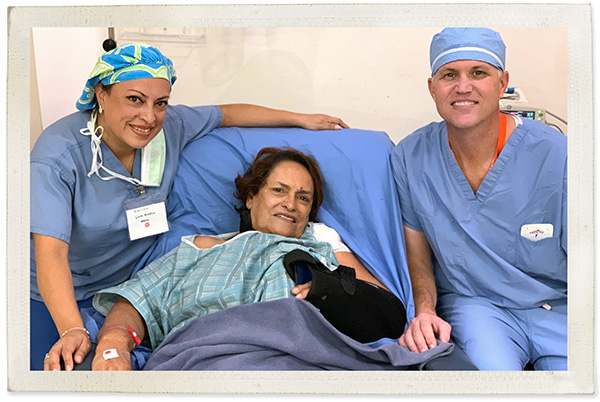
[144,298,453,371]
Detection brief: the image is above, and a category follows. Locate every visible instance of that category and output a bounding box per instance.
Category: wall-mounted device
[500,87,567,134]
[500,87,546,123]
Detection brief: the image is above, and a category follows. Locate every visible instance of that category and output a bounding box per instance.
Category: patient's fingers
[291,282,311,299]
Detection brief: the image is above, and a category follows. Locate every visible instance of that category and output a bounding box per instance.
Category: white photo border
[6,3,593,394]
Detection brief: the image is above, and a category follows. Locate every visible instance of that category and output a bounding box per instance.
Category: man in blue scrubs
[391,28,567,370]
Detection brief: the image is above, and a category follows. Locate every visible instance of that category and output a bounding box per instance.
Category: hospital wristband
[98,325,142,346]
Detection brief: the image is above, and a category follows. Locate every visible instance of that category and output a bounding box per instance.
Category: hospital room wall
[31,27,567,148]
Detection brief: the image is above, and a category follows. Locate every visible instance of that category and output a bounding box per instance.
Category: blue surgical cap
[429,27,506,77]
[76,43,177,111]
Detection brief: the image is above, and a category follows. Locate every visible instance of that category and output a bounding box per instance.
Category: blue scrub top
[30,105,223,301]
[392,118,567,309]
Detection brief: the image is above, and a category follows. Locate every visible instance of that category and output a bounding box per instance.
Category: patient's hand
[398,312,451,353]
[291,282,311,299]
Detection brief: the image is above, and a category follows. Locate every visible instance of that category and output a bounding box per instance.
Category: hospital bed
[112,125,474,370]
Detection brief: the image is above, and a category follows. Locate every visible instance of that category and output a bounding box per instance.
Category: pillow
[132,126,415,320]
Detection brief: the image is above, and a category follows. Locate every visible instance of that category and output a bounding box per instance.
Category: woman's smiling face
[95,77,171,155]
[246,160,314,239]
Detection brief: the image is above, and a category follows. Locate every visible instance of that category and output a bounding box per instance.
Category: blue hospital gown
[93,223,339,349]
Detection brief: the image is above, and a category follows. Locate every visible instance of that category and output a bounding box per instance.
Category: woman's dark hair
[234,147,324,222]
[97,83,114,94]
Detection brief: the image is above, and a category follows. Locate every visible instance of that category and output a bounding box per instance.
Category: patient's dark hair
[234,147,324,221]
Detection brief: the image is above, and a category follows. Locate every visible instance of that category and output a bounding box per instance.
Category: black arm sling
[283,249,407,343]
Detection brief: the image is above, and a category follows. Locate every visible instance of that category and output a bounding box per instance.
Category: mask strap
[79,109,141,187]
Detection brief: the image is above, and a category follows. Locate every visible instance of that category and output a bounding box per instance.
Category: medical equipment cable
[545,122,564,134]
[544,110,568,126]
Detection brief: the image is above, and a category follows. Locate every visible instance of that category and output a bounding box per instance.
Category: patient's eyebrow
[276,181,313,195]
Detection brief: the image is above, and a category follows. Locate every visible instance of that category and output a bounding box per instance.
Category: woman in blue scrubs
[30,43,349,370]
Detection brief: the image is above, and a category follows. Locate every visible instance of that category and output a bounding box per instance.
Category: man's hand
[398,312,451,353]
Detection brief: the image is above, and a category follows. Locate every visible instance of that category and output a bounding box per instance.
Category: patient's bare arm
[335,251,389,291]
[92,298,146,371]
[291,250,390,299]
[92,236,225,370]
[193,235,226,249]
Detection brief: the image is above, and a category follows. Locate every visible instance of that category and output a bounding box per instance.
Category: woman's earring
[98,105,103,114]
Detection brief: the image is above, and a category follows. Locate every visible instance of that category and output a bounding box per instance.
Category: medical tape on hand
[102,348,120,360]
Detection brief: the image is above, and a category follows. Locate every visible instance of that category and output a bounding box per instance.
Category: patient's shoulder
[193,235,226,249]
[312,223,350,253]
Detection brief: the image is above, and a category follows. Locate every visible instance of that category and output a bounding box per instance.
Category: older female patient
[56,147,397,371]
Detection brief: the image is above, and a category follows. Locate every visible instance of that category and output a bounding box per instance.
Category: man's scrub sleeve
[391,147,423,232]
[561,160,567,254]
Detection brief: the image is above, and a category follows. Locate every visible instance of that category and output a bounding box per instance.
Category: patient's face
[246,161,314,239]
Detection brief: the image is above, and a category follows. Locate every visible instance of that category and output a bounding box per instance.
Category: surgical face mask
[79,108,166,190]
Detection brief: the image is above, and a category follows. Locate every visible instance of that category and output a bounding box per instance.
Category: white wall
[32,26,567,146]
[32,28,107,130]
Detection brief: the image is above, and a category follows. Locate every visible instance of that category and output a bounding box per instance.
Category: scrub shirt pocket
[514,236,565,281]
[70,223,113,258]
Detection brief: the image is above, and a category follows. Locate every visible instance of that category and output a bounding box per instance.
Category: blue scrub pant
[30,297,96,370]
[437,293,567,371]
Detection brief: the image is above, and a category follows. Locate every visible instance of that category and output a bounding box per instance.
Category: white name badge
[520,223,554,242]
[125,201,169,241]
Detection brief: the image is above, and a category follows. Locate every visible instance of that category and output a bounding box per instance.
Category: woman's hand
[92,349,132,371]
[291,281,312,299]
[43,328,91,371]
[297,114,350,131]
